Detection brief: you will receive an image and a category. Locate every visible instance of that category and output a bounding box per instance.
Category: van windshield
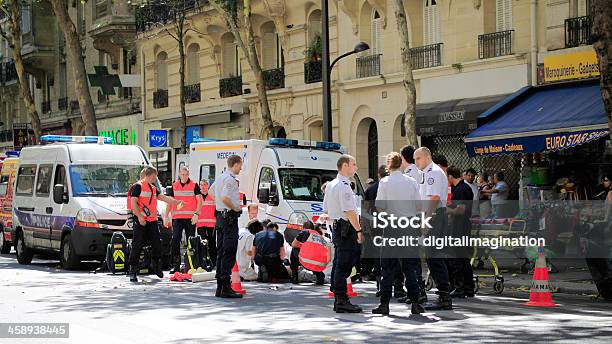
[69,165,145,197]
[278,168,338,202]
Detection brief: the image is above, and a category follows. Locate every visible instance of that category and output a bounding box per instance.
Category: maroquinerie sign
[544,50,600,83]
[439,110,465,123]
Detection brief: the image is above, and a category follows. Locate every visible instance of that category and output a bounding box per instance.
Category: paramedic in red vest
[290,220,327,285]
[196,179,216,266]
[128,166,182,282]
[168,166,203,273]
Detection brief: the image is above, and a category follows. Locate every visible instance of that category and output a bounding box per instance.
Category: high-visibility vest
[298,230,329,272]
[197,193,216,228]
[172,179,198,219]
[127,184,134,212]
[137,180,158,222]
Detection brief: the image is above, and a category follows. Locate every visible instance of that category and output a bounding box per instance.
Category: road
[0,253,611,344]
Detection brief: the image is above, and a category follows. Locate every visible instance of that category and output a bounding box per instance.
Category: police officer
[213,155,244,298]
[128,166,182,283]
[323,154,362,313]
[372,152,424,315]
[414,147,453,310]
[168,166,203,273]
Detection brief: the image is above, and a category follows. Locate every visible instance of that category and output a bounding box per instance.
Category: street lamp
[321,0,369,142]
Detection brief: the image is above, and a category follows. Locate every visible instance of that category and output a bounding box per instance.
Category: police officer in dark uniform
[213,155,244,298]
[323,155,362,313]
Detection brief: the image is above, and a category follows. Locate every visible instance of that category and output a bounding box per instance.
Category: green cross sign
[88,66,122,96]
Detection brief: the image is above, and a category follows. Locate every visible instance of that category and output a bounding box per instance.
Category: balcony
[136,0,200,33]
[356,54,382,78]
[304,60,322,84]
[183,83,201,103]
[42,101,51,114]
[89,1,137,71]
[409,43,443,70]
[565,16,592,48]
[219,75,243,98]
[70,100,80,112]
[20,4,57,74]
[153,89,169,108]
[263,67,285,90]
[58,97,68,111]
[478,30,514,59]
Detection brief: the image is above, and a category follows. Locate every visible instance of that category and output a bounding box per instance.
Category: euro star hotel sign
[544,50,600,83]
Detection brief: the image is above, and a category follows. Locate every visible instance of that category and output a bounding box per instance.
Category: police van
[0,152,19,253]
[12,135,166,269]
[189,138,364,232]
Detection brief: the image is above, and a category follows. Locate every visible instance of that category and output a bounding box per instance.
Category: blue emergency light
[5,150,20,157]
[268,138,342,151]
[192,138,226,143]
[40,135,113,144]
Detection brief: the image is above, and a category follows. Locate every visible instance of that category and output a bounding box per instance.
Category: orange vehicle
[0,153,19,254]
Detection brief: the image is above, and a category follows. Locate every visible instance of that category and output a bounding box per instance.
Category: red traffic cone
[327,277,358,298]
[524,246,559,307]
[231,262,247,295]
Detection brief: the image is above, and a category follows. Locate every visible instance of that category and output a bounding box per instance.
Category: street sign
[149,130,168,148]
[88,66,122,96]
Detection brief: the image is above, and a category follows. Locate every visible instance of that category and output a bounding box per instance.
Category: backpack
[106,232,129,274]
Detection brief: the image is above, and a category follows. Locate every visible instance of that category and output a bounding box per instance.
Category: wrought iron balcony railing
[478,30,514,59]
[409,43,443,70]
[219,75,243,98]
[136,0,202,33]
[153,89,169,108]
[70,100,80,112]
[356,54,382,78]
[58,97,68,111]
[263,67,285,90]
[183,83,201,103]
[565,16,592,48]
[304,60,322,84]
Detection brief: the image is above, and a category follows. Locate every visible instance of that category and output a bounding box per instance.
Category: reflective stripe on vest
[172,180,198,219]
[298,230,329,272]
[197,194,216,228]
[137,181,158,222]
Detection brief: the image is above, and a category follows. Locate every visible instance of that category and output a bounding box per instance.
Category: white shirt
[405,163,423,184]
[213,171,240,210]
[419,161,448,208]
[491,181,509,205]
[376,171,420,217]
[236,227,258,280]
[323,174,356,220]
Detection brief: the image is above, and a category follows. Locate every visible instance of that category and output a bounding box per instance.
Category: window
[0,175,8,196]
[222,33,241,78]
[69,165,143,197]
[371,10,383,54]
[187,44,200,85]
[308,10,322,44]
[496,0,512,32]
[278,169,337,201]
[156,52,168,90]
[258,167,276,192]
[16,165,36,196]
[35,164,53,196]
[423,0,440,45]
[53,165,68,200]
[261,22,283,70]
[21,6,31,34]
[199,164,216,185]
[149,151,171,186]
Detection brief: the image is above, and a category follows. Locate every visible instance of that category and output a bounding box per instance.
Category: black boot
[334,294,362,313]
[372,295,390,315]
[219,280,243,299]
[315,273,325,286]
[411,297,425,314]
[215,279,222,297]
[129,267,138,283]
[424,292,452,311]
[152,259,164,279]
[418,290,428,304]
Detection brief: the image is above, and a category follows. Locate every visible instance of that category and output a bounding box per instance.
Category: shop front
[97,114,143,147]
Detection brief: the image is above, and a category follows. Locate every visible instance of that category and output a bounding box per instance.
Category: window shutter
[496,0,512,31]
[223,43,236,77]
[371,18,382,54]
[188,51,199,85]
[262,32,278,70]
[423,2,431,45]
[432,2,440,43]
[578,0,587,16]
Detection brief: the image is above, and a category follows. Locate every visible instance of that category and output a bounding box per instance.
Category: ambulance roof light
[5,150,20,157]
[268,138,341,151]
[192,138,226,143]
[40,135,113,144]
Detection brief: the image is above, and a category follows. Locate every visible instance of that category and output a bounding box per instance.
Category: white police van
[189,138,364,233]
[12,135,166,269]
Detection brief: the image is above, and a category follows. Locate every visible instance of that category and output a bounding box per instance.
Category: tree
[0,0,41,143]
[590,0,612,140]
[390,0,418,147]
[47,0,98,135]
[210,0,274,138]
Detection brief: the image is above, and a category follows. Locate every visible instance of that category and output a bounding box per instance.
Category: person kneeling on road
[129,166,182,283]
[290,221,328,285]
[253,221,290,282]
[237,219,263,281]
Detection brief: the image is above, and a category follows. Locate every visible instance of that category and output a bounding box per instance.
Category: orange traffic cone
[231,262,247,295]
[524,246,559,307]
[327,277,358,298]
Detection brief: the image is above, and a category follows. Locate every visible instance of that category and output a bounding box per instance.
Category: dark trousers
[197,226,217,266]
[330,221,359,295]
[426,209,452,293]
[215,213,239,282]
[129,220,162,269]
[290,248,325,280]
[256,254,289,281]
[380,258,420,301]
[451,258,475,294]
[171,219,195,268]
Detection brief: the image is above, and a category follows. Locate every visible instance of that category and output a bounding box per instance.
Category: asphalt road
[0,253,611,344]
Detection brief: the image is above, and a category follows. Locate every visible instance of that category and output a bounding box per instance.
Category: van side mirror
[269,184,279,207]
[53,184,68,204]
[257,188,270,204]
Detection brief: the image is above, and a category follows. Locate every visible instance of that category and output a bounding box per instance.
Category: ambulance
[188,138,365,233]
[12,135,167,269]
[0,152,19,254]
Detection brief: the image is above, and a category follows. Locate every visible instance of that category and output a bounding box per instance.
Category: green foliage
[304,32,322,61]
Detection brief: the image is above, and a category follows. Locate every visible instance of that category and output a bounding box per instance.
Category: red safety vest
[172,179,198,219]
[197,193,216,228]
[137,180,158,222]
[127,184,134,212]
[298,230,329,272]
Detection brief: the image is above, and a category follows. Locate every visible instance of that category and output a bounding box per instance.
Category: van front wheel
[61,234,81,270]
[15,231,33,265]
[0,229,12,254]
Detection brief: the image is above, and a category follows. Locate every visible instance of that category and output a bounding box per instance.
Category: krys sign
[98,128,137,145]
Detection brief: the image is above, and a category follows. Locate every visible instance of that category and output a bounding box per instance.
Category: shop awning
[464,80,609,157]
[415,94,511,136]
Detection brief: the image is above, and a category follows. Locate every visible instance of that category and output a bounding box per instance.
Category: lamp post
[321,0,369,141]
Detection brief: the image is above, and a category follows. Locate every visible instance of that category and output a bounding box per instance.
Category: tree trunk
[178,21,187,154]
[210,0,274,138]
[391,0,418,147]
[590,0,612,140]
[49,0,98,135]
[7,0,41,144]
